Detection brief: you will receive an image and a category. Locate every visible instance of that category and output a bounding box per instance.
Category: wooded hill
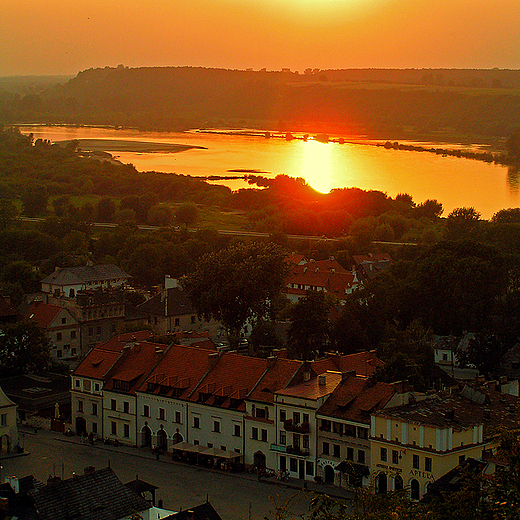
[2,67,520,141]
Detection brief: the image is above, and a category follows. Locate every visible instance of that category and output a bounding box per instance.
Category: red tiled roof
[137,344,216,399]
[25,301,65,328]
[312,351,383,378]
[189,352,270,410]
[248,358,304,404]
[74,349,123,380]
[103,341,168,394]
[276,371,343,400]
[317,375,398,424]
[99,330,155,352]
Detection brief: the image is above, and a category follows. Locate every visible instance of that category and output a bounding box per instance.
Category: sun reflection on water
[299,140,334,193]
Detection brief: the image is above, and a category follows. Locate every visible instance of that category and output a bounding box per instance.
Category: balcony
[286,445,310,457]
[283,419,310,433]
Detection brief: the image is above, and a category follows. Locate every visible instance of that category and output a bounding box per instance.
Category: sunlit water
[19,125,519,219]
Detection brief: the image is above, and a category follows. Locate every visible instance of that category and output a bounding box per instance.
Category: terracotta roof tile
[24,301,64,328]
[276,371,343,400]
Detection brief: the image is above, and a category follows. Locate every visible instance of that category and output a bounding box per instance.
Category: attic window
[92,360,103,368]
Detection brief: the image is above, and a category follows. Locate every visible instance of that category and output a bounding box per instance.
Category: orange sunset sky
[3,0,520,76]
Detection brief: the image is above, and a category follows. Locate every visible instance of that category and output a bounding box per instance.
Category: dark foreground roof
[27,467,150,520]
[162,502,222,520]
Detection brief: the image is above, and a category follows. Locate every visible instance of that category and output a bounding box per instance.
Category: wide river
[19,125,520,219]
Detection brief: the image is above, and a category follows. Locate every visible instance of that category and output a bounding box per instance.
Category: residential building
[370,383,520,500]
[352,253,392,284]
[316,374,410,488]
[137,278,222,341]
[71,331,154,437]
[24,301,81,364]
[283,256,358,302]
[41,264,130,298]
[0,385,18,453]
[0,295,20,326]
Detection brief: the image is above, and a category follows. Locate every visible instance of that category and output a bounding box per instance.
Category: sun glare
[300,140,333,194]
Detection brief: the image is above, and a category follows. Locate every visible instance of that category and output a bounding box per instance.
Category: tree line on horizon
[3,66,520,141]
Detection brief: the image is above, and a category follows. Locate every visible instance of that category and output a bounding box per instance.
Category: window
[1,414,7,426]
[381,448,387,462]
[280,410,286,422]
[207,442,213,448]
[261,429,268,442]
[413,455,420,469]
[303,413,309,424]
[306,461,314,476]
[174,318,180,327]
[333,444,341,458]
[193,416,200,429]
[56,332,62,341]
[143,405,150,417]
[92,422,97,433]
[71,348,77,356]
[61,317,66,324]
[94,383,100,392]
[78,400,83,413]
[92,403,98,415]
[323,442,330,455]
[124,402,130,414]
[213,420,220,433]
[346,447,354,460]
[293,433,300,449]
[83,380,91,391]
[159,408,165,420]
[334,422,345,435]
[111,421,117,435]
[194,439,199,445]
[293,412,300,425]
[256,407,267,419]
[220,446,226,451]
[252,427,258,440]
[175,411,181,424]
[459,455,466,464]
[290,458,298,472]
[320,419,331,432]
[71,330,76,339]
[75,379,80,387]
[280,431,286,445]
[191,315,196,324]
[234,424,241,437]
[358,450,366,464]
[303,435,309,449]
[111,399,116,411]
[124,424,130,438]
[392,450,399,465]
[425,457,432,472]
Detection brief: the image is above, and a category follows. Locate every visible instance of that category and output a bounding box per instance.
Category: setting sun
[300,140,333,194]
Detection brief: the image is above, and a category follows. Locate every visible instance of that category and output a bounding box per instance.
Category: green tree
[0,199,17,231]
[182,241,288,348]
[445,207,481,241]
[287,291,333,360]
[0,321,52,377]
[175,202,198,227]
[21,185,48,217]
[96,197,116,222]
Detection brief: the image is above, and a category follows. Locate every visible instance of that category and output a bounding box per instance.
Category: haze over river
[20,126,520,219]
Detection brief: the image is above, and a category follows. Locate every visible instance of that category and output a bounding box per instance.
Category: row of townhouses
[70,332,520,500]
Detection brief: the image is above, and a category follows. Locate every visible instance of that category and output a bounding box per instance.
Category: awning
[171,442,241,460]
[335,461,370,477]
[171,441,206,454]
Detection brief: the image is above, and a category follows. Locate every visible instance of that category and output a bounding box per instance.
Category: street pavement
[1,428,353,519]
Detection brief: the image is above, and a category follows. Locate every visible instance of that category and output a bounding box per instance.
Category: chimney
[342,369,356,380]
[318,374,327,386]
[267,356,277,368]
[209,352,220,369]
[272,349,288,359]
[445,409,455,421]
[303,371,311,381]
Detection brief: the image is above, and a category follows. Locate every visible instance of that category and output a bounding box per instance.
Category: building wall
[0,401,18,450]
[71,376,104,437]
[102,391,137,446]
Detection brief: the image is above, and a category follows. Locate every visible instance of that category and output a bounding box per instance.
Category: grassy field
[58,139,206,153]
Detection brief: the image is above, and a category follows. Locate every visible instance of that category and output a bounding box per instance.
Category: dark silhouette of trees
[182,241,288,348]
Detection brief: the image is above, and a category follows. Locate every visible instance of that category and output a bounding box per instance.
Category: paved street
[1,429,352,519]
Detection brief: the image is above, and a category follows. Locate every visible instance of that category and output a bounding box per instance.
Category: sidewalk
[55,431,354,501]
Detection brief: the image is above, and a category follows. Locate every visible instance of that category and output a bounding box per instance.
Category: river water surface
[19,125,519,219]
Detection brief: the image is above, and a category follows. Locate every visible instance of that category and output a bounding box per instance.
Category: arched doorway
[324,465,335,484]
[394,474,404,491]
[254,451,266,469]
[75,417,86,436]
[410,479,420,500]
[172,431,183,445]
[0,434,10,452]
[142,424,152,447]
[377,472,387,494]
[157,428,167,451]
